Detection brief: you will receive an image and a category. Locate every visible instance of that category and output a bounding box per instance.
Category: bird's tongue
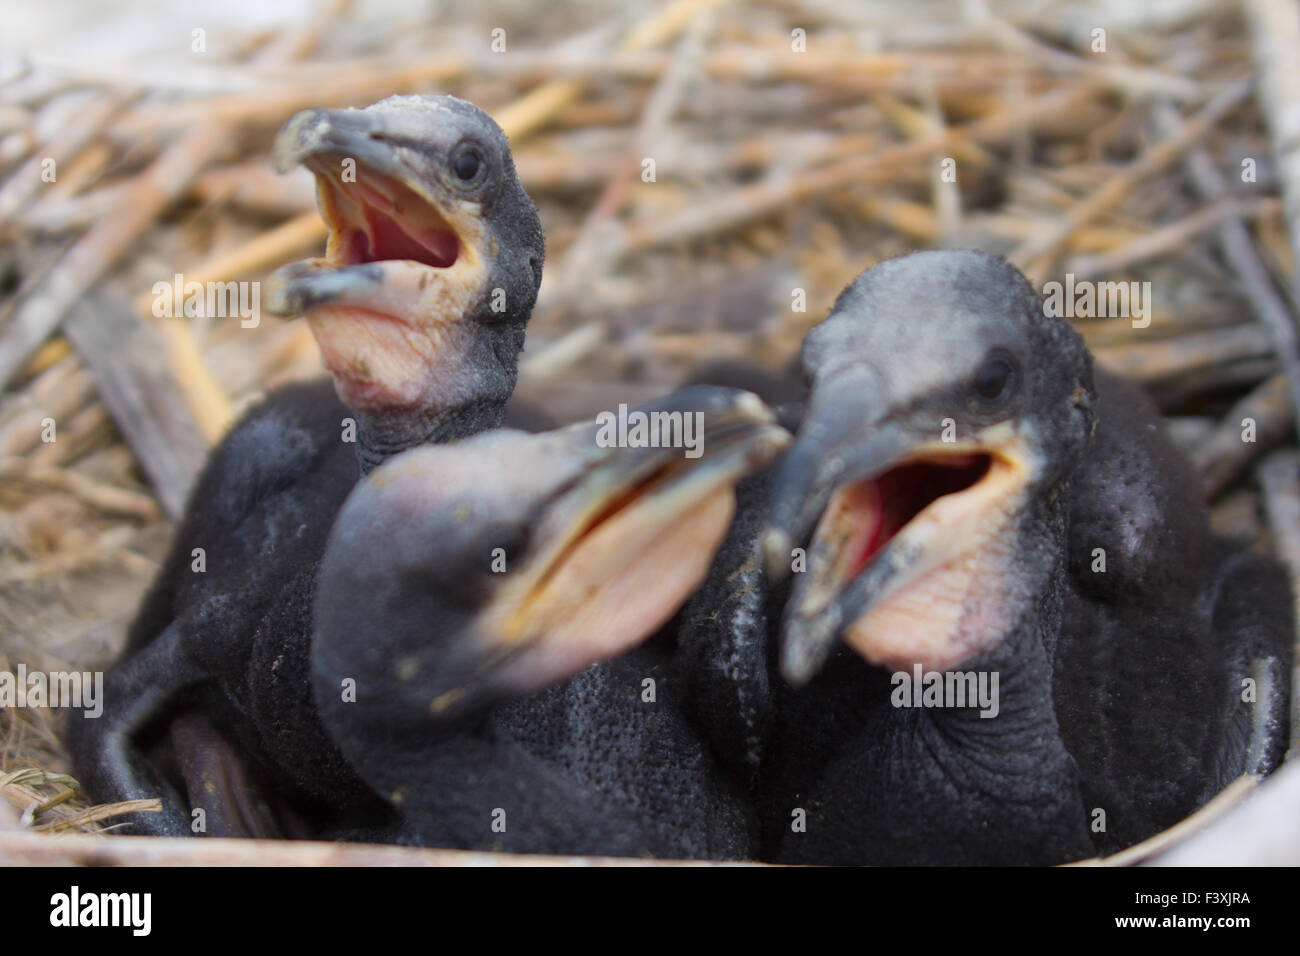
[358,201,459,269]
[845,454,990,577]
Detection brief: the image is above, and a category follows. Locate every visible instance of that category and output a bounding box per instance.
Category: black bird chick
[70,94,544,837]
[760,250,1293,865]
[313,387,790,857]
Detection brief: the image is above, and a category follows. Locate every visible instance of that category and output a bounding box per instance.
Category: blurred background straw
[2,0,1299,863]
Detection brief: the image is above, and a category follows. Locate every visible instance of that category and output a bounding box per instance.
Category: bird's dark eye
[972,350,1018,404]
[450,144,483,182]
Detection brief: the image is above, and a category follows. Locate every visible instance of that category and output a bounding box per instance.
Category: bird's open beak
[765,384,1038,684]
[463,388,792,703]
[264,108,489,403]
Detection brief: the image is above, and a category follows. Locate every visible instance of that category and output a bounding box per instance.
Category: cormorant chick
[313,387,790,856]
[759,250,1293,865]
[70,94,544,837]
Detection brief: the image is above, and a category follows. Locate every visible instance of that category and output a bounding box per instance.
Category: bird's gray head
[313,386,789,747]
[266,94,544,450]
[766,250,1096,682]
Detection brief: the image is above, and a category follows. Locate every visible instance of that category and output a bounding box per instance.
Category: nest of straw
[2,0,1299,864]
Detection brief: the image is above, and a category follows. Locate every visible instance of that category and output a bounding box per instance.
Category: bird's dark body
[1053,368,1292,853]
[758,640,1094,866]
[672,362,806,792]
[490,638,756,857]
[66,382,372,835]
[135,381,364,804]
[69,377,556,834]
[675,472,789,791]
[322,633,756,857]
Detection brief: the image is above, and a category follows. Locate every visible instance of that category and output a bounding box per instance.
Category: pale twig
[0,459,159,521]
[1154,101,1300,444]
[540,2,715,343]
[1149,761,1300,865]
[1190,374,1292,499]
[1256,449,1300,754]
[1242,0,1300,304]
[0,91,131,223]
[1066,197,1280,279]
[1009,80,1252,284]
[1074,776,1260,866]
[1092,324,1275,385]
[620,83,1104,254]
[0,830,756,866]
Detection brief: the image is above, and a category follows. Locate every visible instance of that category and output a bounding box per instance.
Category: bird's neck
[346,313,525,473]
[353,397,506,474]
[923,492,1070,737]
[852,604,1093,864]
[885,494,1090,850]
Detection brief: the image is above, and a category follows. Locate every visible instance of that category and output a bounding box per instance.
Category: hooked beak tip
[780,640,819,687]
[263,269,297,316]
[763,528,793,580]
[273,109,330,174]
[779,596,844,685]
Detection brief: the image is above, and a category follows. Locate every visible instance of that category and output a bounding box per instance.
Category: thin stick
[1149,761,1300,865]
[1078,775,1261,866]
[0,91,130,223]
[543,4,714,322]
[622,83,1104,255]
[0,526,141,584]
[1191,373,1292,499]
[0,830,755,867]
[1066,197,1280,280]
[1009,80,1252,284]
[1243,0,1300,303]
[1092,324,1275,384]
[495,0,730,141]
[1255,449,1300,753]
[980,14,1203,102]
[0,459,159,520]
[1154,102,1300,444]
[0,120,237,390]
[131,214,325,316]
[0,356,95,458]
